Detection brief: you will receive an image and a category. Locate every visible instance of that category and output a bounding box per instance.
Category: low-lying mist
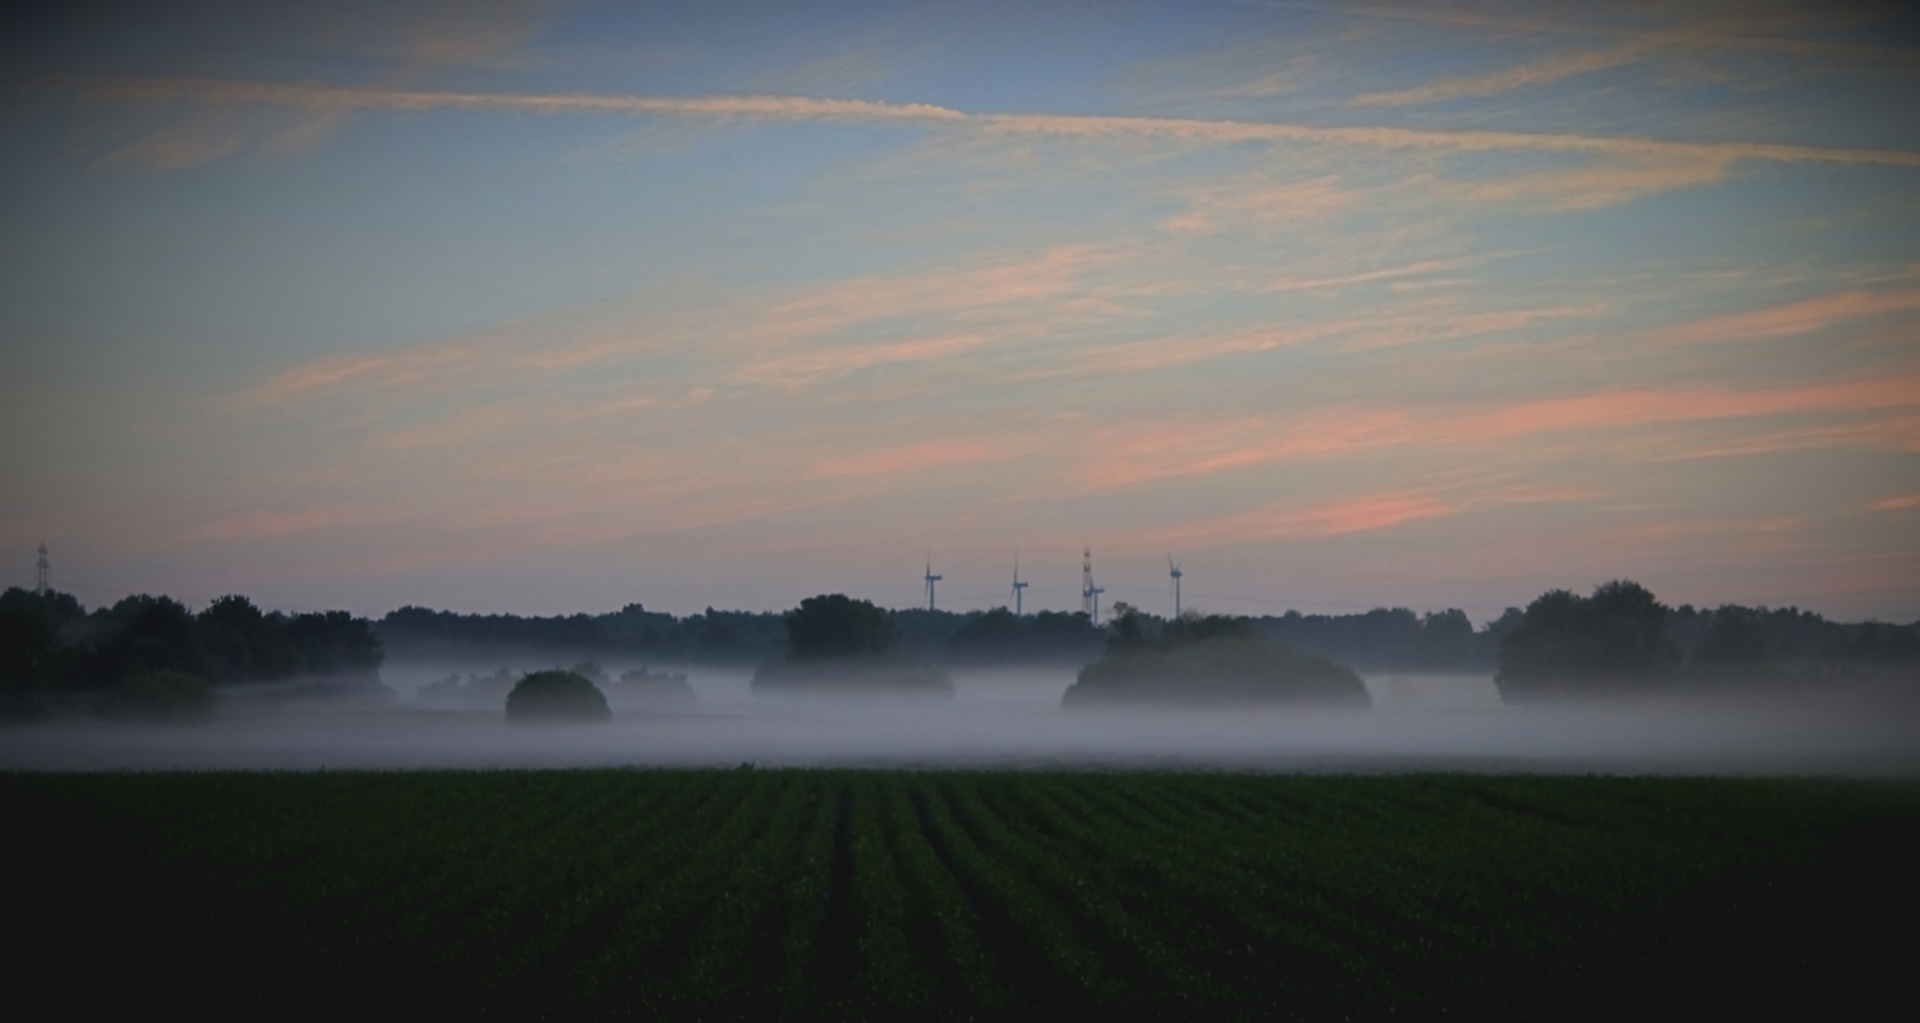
[4,664,1917,774]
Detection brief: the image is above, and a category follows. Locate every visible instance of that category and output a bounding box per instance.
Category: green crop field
[9,770,1919,1019]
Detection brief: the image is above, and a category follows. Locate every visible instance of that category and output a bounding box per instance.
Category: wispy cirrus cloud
[48,75,1920,169]
[1421,153,1736,211]
[809,439,1025,478]
[1869,494,1920,512]
[1457,374,1920,439]
[185,505,366,541]
[1278,3,1920,66]
[1129,483,1587,550]
[1350,39,1662,107]
[1650,414,1920,461]
[1082,372,1920,488]
[1652,287,1920,344]
[1264,253,1509,293]
[1163,174,1358,234]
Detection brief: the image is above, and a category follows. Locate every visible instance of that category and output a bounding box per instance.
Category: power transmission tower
[1081,546,1104,624]
[1081,547,1093,617]
[34,542,50,595]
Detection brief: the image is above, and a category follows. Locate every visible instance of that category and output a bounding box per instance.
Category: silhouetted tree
[1106,602,1152,655]
[89,595,210,689]
[1413,609,1475,666]
[197,596,300,684]
[1162,612,1256,647]
[0,588,95,710]
[783,594,898,661]
[1694,606,1771,668]
[754,595,950,696]
[287,611,383,677]
[945,608,1102,664]
[1496,581,1680,702]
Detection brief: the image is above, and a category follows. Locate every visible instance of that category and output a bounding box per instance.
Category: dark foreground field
[9,771,1920,1020]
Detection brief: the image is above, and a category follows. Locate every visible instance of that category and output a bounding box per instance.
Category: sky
[2,0,1918,623]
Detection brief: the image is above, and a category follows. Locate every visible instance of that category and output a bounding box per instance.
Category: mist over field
[6,665,1916,774]
[8,5,1920,1017]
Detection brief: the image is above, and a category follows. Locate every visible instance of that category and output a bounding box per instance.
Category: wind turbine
[1169,556,1184,618]
[1011,557,1029,616]
[924,559,943,612]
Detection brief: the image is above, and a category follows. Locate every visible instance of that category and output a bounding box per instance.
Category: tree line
[365,592,1920,680]
[1496,580,1919,701]
[6,581,1914,716]
[0,587,383,716]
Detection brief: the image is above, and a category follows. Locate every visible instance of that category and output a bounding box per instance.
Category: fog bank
[4,668,1917,774]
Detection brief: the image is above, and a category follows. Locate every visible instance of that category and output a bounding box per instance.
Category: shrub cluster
[504,670,611,723]
[1064,609,1369,708]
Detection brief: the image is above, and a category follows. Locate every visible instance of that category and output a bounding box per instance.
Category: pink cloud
[1653,413,1920,460]
[1265,255,1495,293]
[1080,374,1920,489]
[809,439,1023,478]
[1653,288,1920,345]
[1083,412,1414,488]
[762,245,1109,343]
[1131,485,1587,550]
[186,505,363,540]
[1869,494,1920,512]
[736,333,998,385]
[1422,154,1734,211]
[1350,39,1661,108]
[1451,373,1920,442]
[1165,175,1358,235]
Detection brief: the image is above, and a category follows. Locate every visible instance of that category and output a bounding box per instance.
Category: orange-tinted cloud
[1869,494,1920,512]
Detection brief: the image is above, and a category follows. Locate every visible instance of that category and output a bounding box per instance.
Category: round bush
[505,670,611,723]
[1063,637,1369,709]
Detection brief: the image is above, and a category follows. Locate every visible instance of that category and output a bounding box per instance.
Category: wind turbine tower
[1011,559,1029,616]
[1169,556,1183,618]
[34,543,50,595]
[924,560,943,612]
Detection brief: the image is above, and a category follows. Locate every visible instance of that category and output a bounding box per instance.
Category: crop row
[9,771,1919,1019]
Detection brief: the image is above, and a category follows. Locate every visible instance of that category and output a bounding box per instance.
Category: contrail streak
[37,74,1920,168]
